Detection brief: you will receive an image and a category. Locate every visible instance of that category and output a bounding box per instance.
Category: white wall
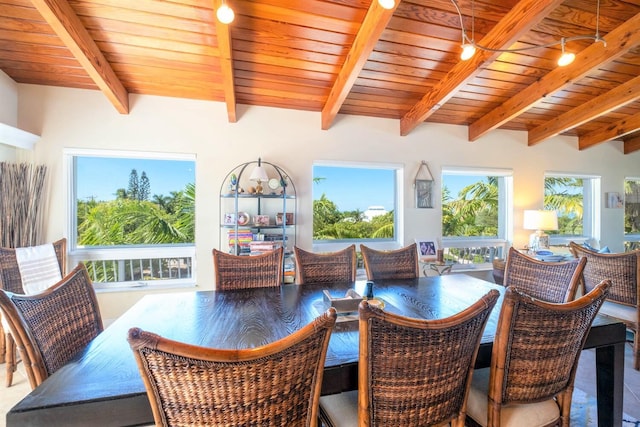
[17,84,640,319]
[0,70,18,160]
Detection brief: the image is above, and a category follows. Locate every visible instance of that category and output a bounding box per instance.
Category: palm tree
[624,179,640,234]
[544,177,584,235]
[444,177,498,237]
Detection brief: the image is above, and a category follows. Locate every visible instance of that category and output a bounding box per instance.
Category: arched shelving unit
[219,159,297,282]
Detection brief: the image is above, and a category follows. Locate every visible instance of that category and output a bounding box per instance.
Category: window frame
[311,160,404,252]
[441,166,513,269]
[624,176,640,250]
[64,148,197,291]
[544,172,600,246]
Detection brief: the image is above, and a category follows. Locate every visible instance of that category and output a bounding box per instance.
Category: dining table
[6,274,626,426]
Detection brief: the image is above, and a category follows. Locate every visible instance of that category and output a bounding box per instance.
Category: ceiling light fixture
[451,0,606,66]
[216,0,235,24]
[378,0,396,10]
[557,38,576,66]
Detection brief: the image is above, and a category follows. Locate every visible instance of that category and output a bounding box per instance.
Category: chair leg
[6,332,16,387]
[0,321,5,364]
[634,330,639,371]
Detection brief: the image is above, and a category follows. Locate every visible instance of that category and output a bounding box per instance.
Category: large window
[66,149,196,290]
[441,167,512,268]
[625,177,640,250]
[544,173,600,245]
[312,162,402,250]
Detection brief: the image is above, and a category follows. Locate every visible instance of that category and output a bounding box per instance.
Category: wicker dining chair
[294,245,357,284]
[0,237,67,387]
[319,289,500,427]
[128,307,337,427]
[360,243,420,281]
[466,280,611,427]
[212,246,284,290]
[0,262,103,389]
[503,247,586,303]
[569,241,640,370]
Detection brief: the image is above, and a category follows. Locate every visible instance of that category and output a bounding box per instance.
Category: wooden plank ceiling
[1,0,639,153]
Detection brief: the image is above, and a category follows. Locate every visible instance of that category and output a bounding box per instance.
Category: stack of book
[227,229,253,254]
[283,259,296,283]
[248,240,282,255]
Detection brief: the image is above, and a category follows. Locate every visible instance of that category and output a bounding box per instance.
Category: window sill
[95,281,198,294]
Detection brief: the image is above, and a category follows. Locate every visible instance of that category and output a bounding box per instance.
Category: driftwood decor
[0,162,48,248]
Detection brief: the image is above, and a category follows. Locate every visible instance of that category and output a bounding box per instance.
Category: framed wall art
[414,160,434,209]
[415,238,438,261]
[606,192,623,208]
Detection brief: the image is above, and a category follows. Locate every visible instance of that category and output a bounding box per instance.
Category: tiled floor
[575,336,640,422]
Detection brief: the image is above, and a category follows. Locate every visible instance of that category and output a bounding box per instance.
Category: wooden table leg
[595,341,625,426]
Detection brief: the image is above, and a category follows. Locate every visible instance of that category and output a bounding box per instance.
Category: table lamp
[523,209,558,252]
[249,158,269,194]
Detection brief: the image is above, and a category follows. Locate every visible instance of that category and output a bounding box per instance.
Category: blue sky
[312,166,484,212]
[76,157,195,201]
[313,166,395,212]
[77,158,483,207]
[443,175,487,198]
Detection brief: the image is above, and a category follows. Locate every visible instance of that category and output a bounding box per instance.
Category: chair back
[503,247,586,302]
[0,238,67,294]
[487,281,610,425]
[294,245,356,284]
[569,241,639,306]
[358,289,500,426]
[212,247,284,290]
[0,263,103,388]
[128,307,337,427]
[360,243,419,281]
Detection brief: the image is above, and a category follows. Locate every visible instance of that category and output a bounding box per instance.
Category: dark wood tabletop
[7,274,626,426]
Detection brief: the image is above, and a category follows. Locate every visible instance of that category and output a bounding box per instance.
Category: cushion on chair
[15,243,62,295]
[319,390,358,427]
[599,300,636,322]
[582,242,611,253]
[467,369,561,427]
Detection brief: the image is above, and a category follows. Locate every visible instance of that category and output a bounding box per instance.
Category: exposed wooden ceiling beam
[29,0,129,114]
[213,0,236,123]
[624,135,640,154]
[578,111,640,150]
[528,75,640,146]
[469,12,640,142]
[400,0,563,137]
[321,0,399,130]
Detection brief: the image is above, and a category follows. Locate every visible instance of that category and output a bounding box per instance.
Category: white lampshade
[523,210,558,231]
[523,210,558,252]
[249,161,269,183]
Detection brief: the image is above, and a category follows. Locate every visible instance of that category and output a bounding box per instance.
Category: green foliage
[544,177,584,235]
[625,180,640,234]
[77,183,194,246]
[442,177,498,237]
[442,176,586,237]
[139,172,150,201]
[128,169,139,200]
[312,195,394,240]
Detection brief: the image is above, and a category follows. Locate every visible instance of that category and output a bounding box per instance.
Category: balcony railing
[440,238,508,270]
[69,245,196,290]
